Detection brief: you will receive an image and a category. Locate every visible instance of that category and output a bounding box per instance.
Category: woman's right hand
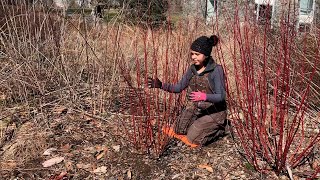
[148,77,162,88]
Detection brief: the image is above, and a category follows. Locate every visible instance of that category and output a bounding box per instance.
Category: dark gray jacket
[162,58,226,104]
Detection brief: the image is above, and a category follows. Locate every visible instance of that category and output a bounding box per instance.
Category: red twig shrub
[116,24,199,157]
[217,1,320,177]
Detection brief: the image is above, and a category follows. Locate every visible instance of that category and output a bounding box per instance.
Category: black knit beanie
[190,35,219,56]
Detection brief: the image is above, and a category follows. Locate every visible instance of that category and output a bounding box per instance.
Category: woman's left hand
[189,91,207,102]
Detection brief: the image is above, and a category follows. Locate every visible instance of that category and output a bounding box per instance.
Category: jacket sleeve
[206,65,226,103]
[161,68,193,93]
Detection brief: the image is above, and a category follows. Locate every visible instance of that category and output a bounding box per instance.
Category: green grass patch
[103,11,119,22]
[244,162,255,171]
[67,8,92,15]
[169,13,183,24]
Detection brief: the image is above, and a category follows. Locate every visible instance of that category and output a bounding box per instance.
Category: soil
[0,108,301,180]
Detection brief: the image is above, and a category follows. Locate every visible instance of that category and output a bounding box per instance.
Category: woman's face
[191,50,207,66]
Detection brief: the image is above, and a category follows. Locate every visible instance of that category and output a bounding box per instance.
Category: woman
[148,35,227,148]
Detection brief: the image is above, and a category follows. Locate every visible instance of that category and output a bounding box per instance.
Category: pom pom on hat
[190,35,219,56]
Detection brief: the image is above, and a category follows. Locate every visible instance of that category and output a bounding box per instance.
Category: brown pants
[174,107,227,145]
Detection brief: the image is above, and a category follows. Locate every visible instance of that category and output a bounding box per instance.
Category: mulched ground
[0,108,291,180]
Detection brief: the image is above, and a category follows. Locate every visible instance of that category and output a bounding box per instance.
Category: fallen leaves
[112,145,120,152]
[149,119,157,126]
[127,170,132,179]
[93,166,107,174]
[76,163,92,170]
[0,94,6,101]
[64,161,73,171]
[96,150,107,160]
[171,174,180,179]
[312,159,319,169]
[95,146,108,160]
[42,157,64,168]
[60,144,72,153]
[43,148,57,156]
[1,161,17,169]
[286,165,293,180]
[49,172,67,180]
[53,106,68,115]
[198,164,213,173]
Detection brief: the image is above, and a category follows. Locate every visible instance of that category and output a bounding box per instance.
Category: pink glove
[189,91,207,102]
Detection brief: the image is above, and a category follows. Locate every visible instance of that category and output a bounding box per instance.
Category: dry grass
[1,122,49,165]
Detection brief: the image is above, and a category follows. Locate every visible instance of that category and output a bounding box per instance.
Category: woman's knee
[186,124,203,144]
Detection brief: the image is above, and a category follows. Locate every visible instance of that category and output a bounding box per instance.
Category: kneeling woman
[148,35,227,148]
